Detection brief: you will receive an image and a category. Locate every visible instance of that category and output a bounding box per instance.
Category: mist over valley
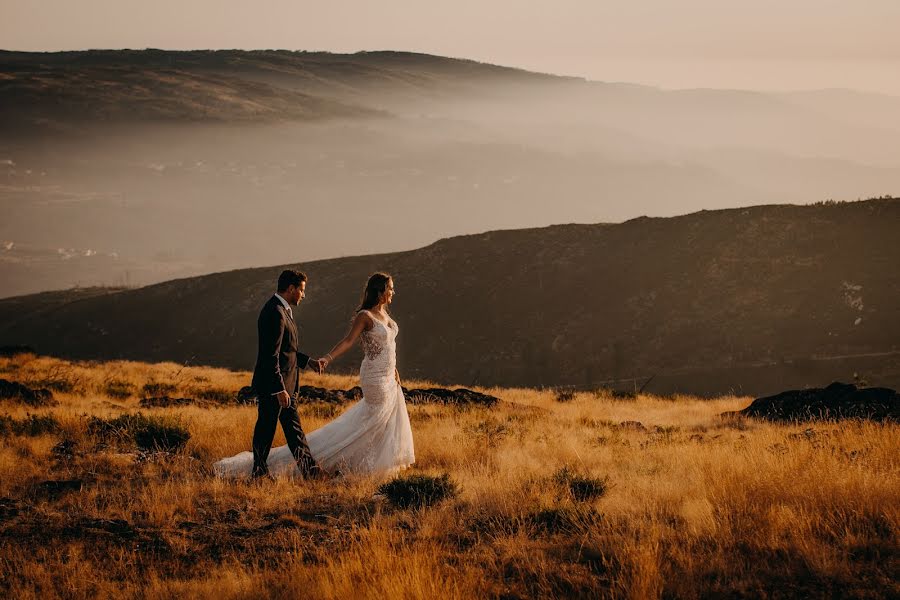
[2,49,899,297]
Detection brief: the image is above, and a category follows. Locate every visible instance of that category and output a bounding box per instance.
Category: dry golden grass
[0,354,897,599]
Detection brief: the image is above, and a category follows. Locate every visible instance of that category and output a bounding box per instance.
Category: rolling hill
[1,198,897,396]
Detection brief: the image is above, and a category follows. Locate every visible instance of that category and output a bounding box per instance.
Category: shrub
[0,414,60,436]
[594,387,638,400]
[142,382,178,397]
[35,365,81,393]
[464,417,508,447]
[377,473,459,509]
[195,388,235,404]
[0,379,56,406]
[553,466,609,501]
[555,389,577,402]
[529,506,603,533]
[89,412,190,451]
[105,380,136,399]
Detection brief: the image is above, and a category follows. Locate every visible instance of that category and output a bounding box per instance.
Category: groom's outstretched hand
[307,358,325,374]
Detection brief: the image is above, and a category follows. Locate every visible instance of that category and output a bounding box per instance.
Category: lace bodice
[359,311,398,363]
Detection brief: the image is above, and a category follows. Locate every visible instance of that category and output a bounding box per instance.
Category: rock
[403,387,500,407]
[0,378,55,406]
[295,385,363,404]
[723,382,899,422]
[344,386,364,401]
[237,386,257,405]
[288,384,498,407]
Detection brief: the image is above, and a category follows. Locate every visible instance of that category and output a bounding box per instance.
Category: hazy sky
[3,0,900,94]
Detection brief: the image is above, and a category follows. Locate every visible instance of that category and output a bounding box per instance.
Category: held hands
[308,358,325,374]
[318,353,334,372]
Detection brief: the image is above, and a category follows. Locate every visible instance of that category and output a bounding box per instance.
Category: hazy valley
[2,49,900,297]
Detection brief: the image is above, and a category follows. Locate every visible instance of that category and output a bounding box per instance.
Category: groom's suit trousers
[252,395,317,477]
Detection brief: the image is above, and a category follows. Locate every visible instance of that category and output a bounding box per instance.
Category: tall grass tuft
[378,473,460,508]
[88,412,191,451]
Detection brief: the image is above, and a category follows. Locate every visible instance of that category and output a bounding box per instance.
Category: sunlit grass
[0,354,897,598]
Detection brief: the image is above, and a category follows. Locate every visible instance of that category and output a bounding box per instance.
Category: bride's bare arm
[321,312,371,369]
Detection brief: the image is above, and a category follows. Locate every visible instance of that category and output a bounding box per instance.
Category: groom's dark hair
[277,269,307,292]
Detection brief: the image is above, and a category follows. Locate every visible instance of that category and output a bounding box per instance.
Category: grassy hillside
[1,199,898,396]
[0,353,896,598]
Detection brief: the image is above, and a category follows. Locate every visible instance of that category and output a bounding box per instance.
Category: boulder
[723,382,899,422]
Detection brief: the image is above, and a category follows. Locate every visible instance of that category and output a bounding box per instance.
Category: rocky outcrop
[403,387,499,407]
[723,382,899,422]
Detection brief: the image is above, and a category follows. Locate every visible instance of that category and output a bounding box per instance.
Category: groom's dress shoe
[303,466,330,481]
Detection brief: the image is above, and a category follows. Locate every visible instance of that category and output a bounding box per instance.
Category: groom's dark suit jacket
[251,295,311,398]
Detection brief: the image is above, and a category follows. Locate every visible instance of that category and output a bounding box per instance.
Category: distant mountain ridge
[0,49,566,132]
[1,198,897,396]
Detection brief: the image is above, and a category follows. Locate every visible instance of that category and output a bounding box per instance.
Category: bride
[214,272,415,478]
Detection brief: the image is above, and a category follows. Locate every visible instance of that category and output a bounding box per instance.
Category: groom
[250,269,324,479]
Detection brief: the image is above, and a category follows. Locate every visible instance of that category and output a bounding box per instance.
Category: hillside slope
[1,199,897,395]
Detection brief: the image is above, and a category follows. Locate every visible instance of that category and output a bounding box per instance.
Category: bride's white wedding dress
[214,310,415,478]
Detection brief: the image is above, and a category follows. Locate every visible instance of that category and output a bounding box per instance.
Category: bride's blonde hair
[357,272,392,313]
